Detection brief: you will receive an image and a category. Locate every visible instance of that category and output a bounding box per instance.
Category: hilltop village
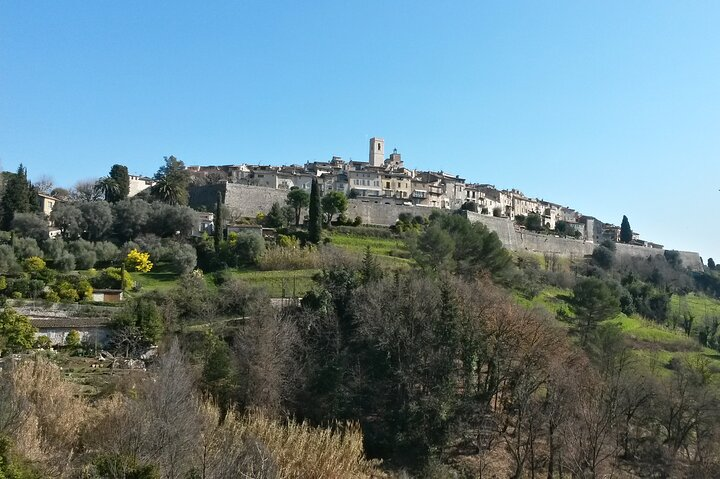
[185,137,661,248]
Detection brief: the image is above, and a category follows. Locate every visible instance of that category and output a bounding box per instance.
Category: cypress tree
[1,164,32,230]
[108,164,130,202]
[620,215,632,243]
[214,190,223,253]
[308,178,322,244]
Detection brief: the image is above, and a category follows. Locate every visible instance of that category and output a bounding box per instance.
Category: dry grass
[1,355,87,475]
[231,408,385,479]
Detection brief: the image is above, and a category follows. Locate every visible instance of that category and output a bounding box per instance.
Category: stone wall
[203,183,704,271]
[190,183,289,217]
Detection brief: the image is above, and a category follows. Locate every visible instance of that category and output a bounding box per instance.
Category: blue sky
[1,1,719,260]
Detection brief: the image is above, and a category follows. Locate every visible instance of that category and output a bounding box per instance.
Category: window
[386,182,390,189]
[377,144,381,151]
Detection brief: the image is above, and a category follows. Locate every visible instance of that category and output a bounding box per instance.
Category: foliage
[112,198,151,242]
[112,297,164,347]
[12,238,42,260]
[525,212,543,231]
[108,164,130,202]
[21,256,45,273]
[163,242,197,274]
[213,190,223,253]
[321,191,348,226]
[620,214,632,243]
[409,212,512,279]
[286,187,310,226]
[592,243,615,269]
[79,201,113,241]
[0,245,20,275]
[146,203,197,237]
[223,232,265,267]
[11,213,48,244]
[569,277,621,345]
[264,202,287,228]
[67,239,97,269]
[124,249,153,273]
[65,330,81,348]
[1,164,34,230]
[93,267,134,290]
[308,178,322,243]
[50,202,83,240]
[93,241,120,266]
[151,156,190,205]
[0,308,37,354]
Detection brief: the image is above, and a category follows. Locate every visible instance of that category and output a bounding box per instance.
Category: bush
[226,233,265,267]
[55,252,76,273]
[125,249,153,273]
[93,267,134,290]
[35,335,52,349]
[0,244,21,275]
[11,212,49,243]
[22,256,46,273]
[164,242,197,275]
[67,239,97,269]
[42,238,65,263]
[94,241,120,266]
[13,237,43,259]
[65,330,81,348]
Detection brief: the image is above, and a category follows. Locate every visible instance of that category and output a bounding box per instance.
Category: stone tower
[369,137,384,167]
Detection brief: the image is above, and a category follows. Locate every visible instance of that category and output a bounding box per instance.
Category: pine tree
[308,178,322,244]
[620,215,632,243]
[709,258,716,270]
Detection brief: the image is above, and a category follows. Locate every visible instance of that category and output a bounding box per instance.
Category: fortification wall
[190,183,288,216]
[199,184,703,270]
[345,200,436,226]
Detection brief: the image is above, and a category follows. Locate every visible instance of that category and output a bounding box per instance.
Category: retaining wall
[197,183,703,271]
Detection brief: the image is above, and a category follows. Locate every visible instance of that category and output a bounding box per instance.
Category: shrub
[0,308,37,353]
[22,256,46,273]
[68,239,97,269]
[0,245,21,275]
[55,252,76,273]
[125,249,153,273]
[93,267,134,290]
[65,330,81,348]
[35,335,52,349]
[13,237,43,259]
[227,232,265,267]
[164,242,197,275]
[94,241,120,266]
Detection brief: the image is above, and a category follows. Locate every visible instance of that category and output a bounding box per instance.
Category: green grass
[328,232,413,267]
[130,263,181,292]
[670,292,720,321]
[227,268,318,297]
[129,230,413,297]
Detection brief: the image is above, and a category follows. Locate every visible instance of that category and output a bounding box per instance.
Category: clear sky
[1,1,718,260]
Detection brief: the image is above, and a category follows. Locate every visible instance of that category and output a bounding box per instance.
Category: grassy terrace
[518,286,720,381]
[128,230,414,297]
[327,231,413,268]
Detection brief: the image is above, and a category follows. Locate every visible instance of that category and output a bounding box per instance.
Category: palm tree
[94,176,119,202]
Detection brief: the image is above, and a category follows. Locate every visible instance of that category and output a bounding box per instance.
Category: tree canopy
[620,215,632,243]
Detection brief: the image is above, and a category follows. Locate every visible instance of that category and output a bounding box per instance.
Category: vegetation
[5,158,720,477]
[620,214,633,243]
[308,178,322,244]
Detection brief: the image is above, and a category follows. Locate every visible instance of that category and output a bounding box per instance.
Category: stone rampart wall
[201,184,703,270]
